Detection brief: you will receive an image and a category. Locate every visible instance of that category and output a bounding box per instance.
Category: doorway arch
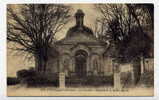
[75,49,88,78]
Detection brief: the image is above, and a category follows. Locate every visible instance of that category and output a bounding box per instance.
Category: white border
[0,0,158,100]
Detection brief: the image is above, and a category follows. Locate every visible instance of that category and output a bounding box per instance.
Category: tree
[94,4,153,84]
[7,4,71,72]
[126,4,154,31]
[95,4,134,62]
[126,4,154,72]
[95,4,153,63]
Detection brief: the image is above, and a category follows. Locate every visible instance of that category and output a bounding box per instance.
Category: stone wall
[144,58,154,72]
[120,63,133,73]
[119,63,134,86]
[103,57,113,75]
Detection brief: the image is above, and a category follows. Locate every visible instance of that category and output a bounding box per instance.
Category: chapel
[46,9,114,78]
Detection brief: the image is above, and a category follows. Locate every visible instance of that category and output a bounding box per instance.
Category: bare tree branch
[7,4,71,72]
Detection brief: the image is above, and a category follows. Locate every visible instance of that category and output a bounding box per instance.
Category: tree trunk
[141,56,145,73]
[35,55,48,73]
[132,58,141,84]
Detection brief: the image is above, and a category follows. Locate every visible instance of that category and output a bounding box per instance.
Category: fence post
[113,62,121,90]
[59,72,65,89]
[140,56,144,74]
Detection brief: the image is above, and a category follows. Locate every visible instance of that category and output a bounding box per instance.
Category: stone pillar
[90,55,94,74]
[100,56,104,73]
[59,72,65,89]
[59,56,63,72]
[113,62,121,90]
[59,56,65,88]
[72,58,75,72]
[69,57,73,72]
[110,58,113,73]
[131,63,135,85]
[114,72,121,90]
[86,57,89,74]
[140,57,144,74]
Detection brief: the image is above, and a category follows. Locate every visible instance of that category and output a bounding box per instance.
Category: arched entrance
[75,50,88,78]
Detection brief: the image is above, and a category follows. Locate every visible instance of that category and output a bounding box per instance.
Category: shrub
[120,72,132,87]
[138,71,154,87]
[26,72,59,87]
[65,75,113,87]
[7,77,20,85]
[17,69,29,79]
[17,68,58,87]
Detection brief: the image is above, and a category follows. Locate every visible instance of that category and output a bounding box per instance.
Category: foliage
[138,71,154,87]
[7,77,20,85]
[95,4,153,63]
[66,75,113,87]
[120,72,132,87]
[17,67,36,79]
[17,68,59,87]
[7,4,71,72]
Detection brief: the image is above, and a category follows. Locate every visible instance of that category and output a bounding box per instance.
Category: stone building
[45,9,154,79]
[46,9,114,78]
[38,9,154,88]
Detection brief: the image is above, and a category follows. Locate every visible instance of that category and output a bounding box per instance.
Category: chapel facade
[46,9,114,78]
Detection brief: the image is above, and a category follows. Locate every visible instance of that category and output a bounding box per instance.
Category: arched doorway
[75,50,88,78]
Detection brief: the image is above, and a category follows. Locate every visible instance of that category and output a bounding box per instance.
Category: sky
[7,4,102,77]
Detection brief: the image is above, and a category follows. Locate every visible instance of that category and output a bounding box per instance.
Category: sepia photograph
[7,3,154,96]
